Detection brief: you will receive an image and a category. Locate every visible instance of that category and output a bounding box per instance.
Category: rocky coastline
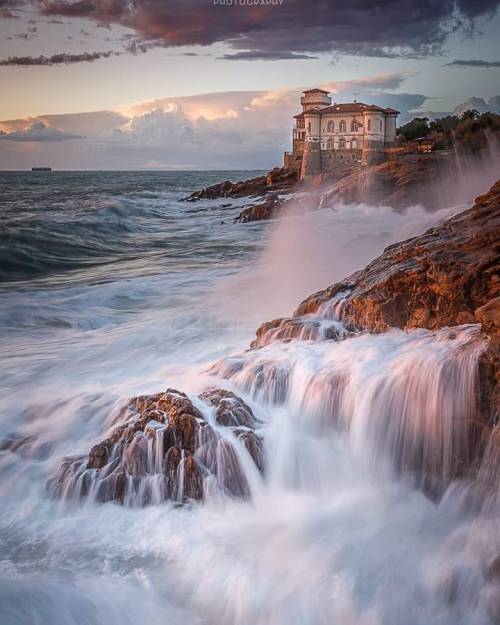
[39,179,500,505]
[250,180,499,475]
[183,128,499,223]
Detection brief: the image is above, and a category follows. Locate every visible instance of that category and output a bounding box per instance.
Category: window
[339,120,346,133]
[351,139,357,149]
[350,120,357,132]
[367,119,371,131]
[308,122,311,132]
[327,120,334,133]
[380,119,383,131]
[339,138,346,149]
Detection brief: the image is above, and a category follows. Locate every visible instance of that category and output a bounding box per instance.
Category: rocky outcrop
[295,180,500,333]
[253,180,500,420]
[321,153,447,210]
[234,195,283,223]
[250,315,351,348]
[183,167,298,201]
[49,388,263,505]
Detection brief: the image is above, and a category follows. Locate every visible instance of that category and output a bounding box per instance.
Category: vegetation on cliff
[397,110,500,153]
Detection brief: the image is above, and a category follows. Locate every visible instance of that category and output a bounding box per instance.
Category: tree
[396,117,430,141]
[460,109,481,121]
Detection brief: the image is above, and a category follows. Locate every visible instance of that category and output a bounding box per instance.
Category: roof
[294,102,400,119]
[294,108,322,118]
[296,102,400,115]
[302,88,330,94]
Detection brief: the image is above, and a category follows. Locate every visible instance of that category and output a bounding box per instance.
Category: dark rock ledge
[182,167,298,201]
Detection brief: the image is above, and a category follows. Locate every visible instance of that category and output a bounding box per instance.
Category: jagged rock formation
[183,167,298,201]
[234,195,283,223]
[49,388,263,505]
[253,180,500,420]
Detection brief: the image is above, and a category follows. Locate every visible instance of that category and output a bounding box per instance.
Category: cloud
[0,50,118,66]
[0,0,22,18]
[0,121,81,141]
[452,96,500,115]
[37,0,499,61]
[445,59,500,67]
[0,73,431,169]
[0,110,129,135]
[220,51,318,61]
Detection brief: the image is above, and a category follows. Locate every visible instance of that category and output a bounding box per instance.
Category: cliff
[319,153,447,209]
[253,180,500,422]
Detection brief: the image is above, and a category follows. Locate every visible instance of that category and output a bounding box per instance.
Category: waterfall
[211,323,488,497]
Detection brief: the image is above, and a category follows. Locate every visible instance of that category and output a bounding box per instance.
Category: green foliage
[396,111,499,153]
[396,117,430,141]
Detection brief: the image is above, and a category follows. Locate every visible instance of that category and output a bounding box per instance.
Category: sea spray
[1,171,498,625]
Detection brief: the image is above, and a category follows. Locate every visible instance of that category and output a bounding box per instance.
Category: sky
[0,0,499,170]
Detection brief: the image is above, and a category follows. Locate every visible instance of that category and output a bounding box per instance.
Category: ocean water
[0,171,498,625]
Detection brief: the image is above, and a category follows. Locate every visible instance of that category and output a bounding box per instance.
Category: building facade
[284,88,399,179]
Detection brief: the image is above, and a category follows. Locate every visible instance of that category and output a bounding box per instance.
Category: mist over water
[0,170,498,625]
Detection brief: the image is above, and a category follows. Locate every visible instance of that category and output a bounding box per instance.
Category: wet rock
[51,386,263,506]
[183,167,298,201]
[169,413,199,453]
[247,180,500,487]
[234,195,283,223]
[295,180,500,421]
[235,430,264,471]
[87,440,112,470]
[251,315,350,348]
[199,388,256,428]
[258,179,499,339]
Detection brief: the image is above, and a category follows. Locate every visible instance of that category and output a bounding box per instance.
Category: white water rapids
[1,177,499,625]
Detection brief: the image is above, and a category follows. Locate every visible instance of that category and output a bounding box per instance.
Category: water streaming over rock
[0,171,498,625]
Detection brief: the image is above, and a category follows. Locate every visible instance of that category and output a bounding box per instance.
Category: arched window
[327,120,334,133]
[350,119,357,132]
[339,120,346,133]
[367,119,371,131]
[339,138,346,149]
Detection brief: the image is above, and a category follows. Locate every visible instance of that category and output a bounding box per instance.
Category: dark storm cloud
[0,50,118,65]
[37,0,499,59]
[445,59,500,67]
[220,50,318,61]
[0,0,22,18]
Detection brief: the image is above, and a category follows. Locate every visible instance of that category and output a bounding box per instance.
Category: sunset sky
[1,0,499,170]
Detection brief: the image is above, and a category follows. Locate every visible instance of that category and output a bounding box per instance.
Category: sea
[0,170,498,625]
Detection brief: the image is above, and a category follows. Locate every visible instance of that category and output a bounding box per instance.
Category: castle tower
[300,88,331,111]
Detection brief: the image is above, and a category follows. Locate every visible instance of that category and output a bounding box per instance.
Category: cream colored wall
[304,114,321,138]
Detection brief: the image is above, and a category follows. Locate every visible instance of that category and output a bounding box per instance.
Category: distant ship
[31,167,52,171]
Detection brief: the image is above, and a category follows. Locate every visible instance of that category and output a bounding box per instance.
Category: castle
[284,88,399,180]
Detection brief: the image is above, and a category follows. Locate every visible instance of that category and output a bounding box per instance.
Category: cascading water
[1,171,498,625]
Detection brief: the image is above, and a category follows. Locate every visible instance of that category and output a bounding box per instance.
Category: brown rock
[199,388,257,428]
[183,167,299,202]
[87,440,112,470]
[234,195,283,223]
[294,180,500,335]
[50,386,263,506]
